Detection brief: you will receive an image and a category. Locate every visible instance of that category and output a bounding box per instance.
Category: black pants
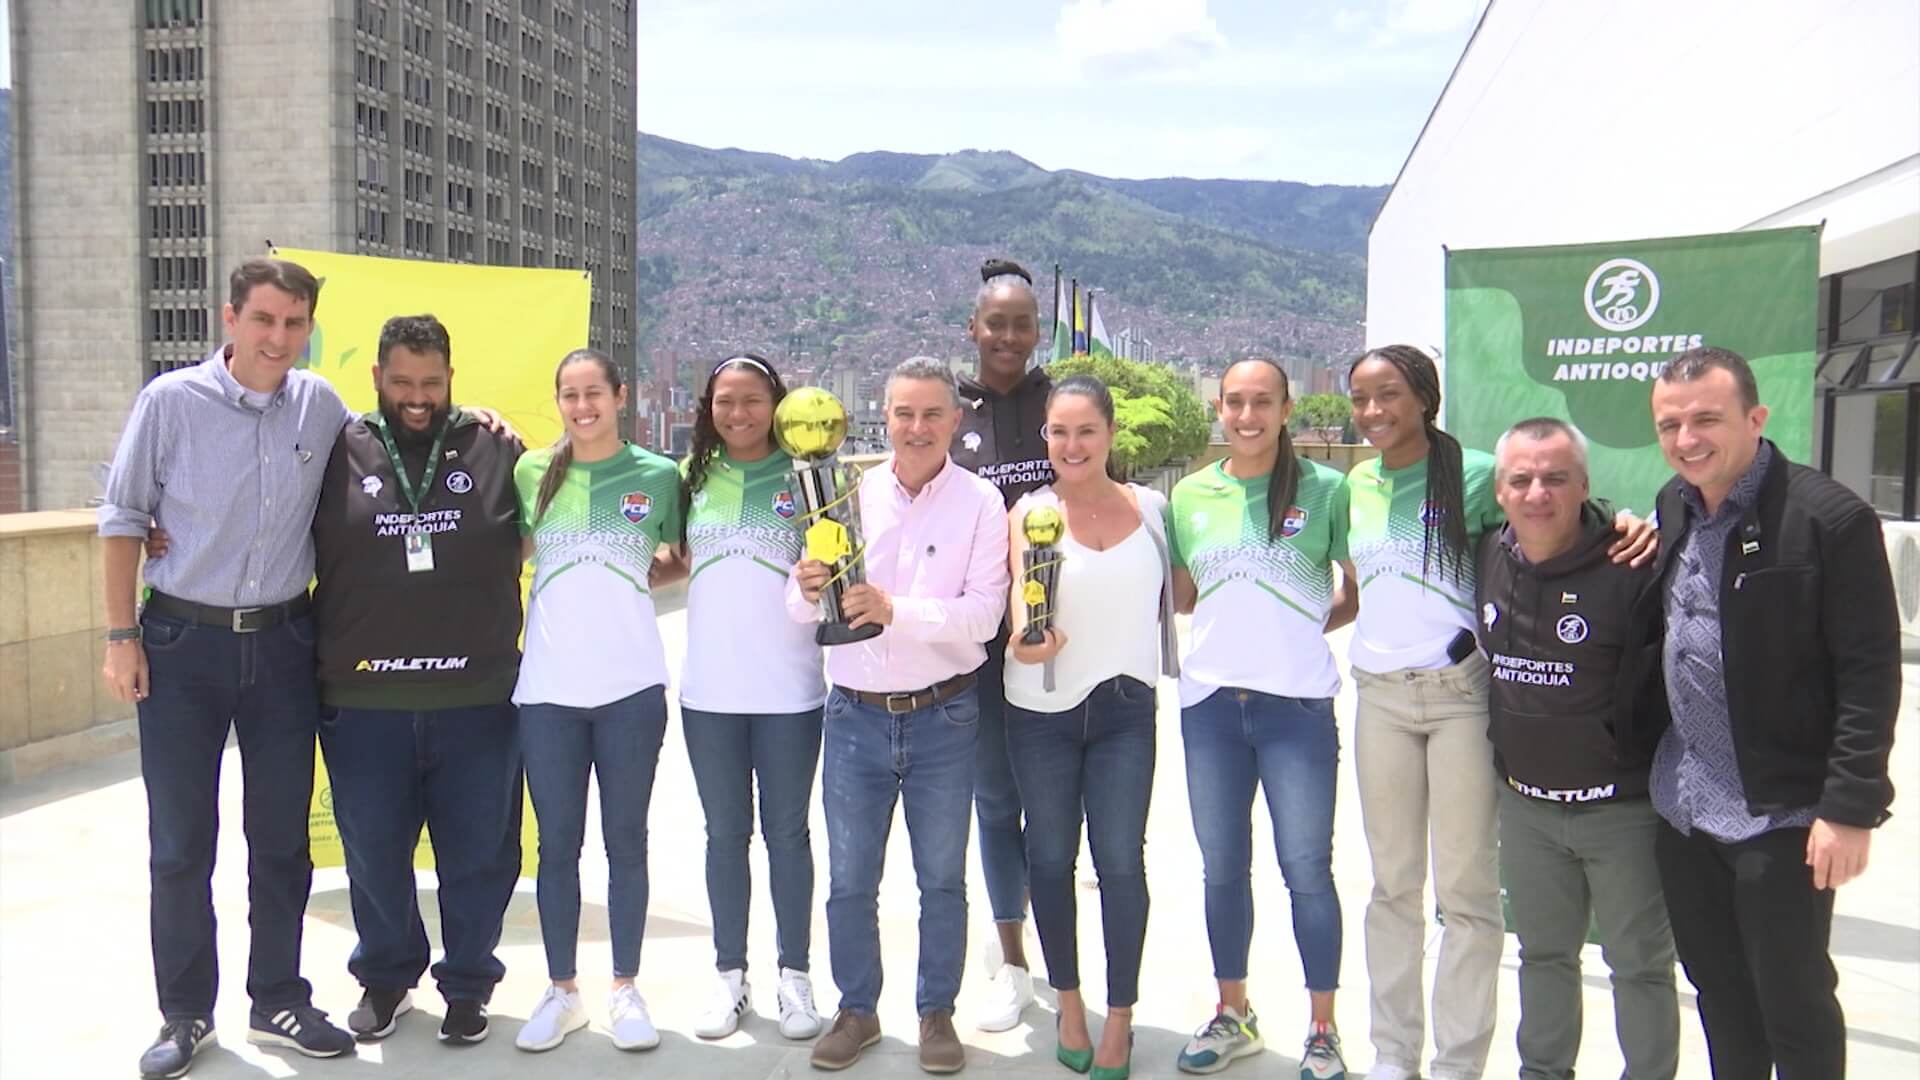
[1654,822,1843,1080]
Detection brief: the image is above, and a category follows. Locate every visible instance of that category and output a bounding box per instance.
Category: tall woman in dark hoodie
[951,258,1053,1032]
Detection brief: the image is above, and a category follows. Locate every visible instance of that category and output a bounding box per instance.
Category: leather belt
[835,673,977,715]
[144,590,312,634]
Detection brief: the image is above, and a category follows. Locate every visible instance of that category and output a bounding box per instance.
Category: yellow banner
[276,247,589,875]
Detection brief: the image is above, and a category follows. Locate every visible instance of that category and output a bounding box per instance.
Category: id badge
[405,531,435,573]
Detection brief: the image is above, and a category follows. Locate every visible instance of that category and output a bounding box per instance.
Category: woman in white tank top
[1003,375,1178,1079]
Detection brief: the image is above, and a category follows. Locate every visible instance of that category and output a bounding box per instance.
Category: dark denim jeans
[973,639,1029,923]
[1181,687,1343,990]
[319,702,522,1003]
[681,705,824,973]
[1006,676,1158,1007]
[137,609,320,1020]
[519,686,668,981]
[822,685,979,1015]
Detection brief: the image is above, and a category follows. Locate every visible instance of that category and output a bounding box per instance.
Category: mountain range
[633,134,1384,380]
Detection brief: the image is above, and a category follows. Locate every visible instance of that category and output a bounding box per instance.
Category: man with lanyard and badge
[308,314,527,1046]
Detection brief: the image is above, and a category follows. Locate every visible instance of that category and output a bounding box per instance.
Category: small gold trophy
[1020,505,1065,645]
[775,387,882,646]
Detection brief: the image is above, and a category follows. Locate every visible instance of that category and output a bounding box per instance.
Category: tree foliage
[1046,354,1212,474]
[1291,392,1352,444]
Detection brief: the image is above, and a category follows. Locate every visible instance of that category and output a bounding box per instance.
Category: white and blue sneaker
[246,1003,355,1058]
[1299,1022,1348,1079]
[1177,1003,1264,1074]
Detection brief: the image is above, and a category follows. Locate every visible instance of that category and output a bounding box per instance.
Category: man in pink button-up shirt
[787,357,1009,1073]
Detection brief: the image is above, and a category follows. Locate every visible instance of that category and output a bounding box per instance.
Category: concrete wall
[1367,0,1920,356]
[12,0,146,510]
[212,1,348,273]
[0,511,137,783]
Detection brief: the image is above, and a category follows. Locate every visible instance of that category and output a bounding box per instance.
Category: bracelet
[105,626,143,643]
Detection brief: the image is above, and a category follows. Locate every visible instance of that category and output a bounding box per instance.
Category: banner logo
[773,489,797,519]
[1555,613,1590,644]
[1482,601,1499,631]
[361,475,383,497]
[621,492,653,523]
[962,431,983,452]
[1280,506,1308,538]
[1584,258,1660,332]
[444,470,473,494]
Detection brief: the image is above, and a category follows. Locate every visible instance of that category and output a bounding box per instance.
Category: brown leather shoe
[918,1010,965,1073]
[810,1010,880,1071]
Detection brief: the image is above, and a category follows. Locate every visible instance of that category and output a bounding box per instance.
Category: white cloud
[1055,0,1227,71]
[1385,0,1485,37]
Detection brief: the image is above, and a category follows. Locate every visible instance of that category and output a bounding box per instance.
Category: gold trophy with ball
[775,387,882,646]
[1020,506,1065,645]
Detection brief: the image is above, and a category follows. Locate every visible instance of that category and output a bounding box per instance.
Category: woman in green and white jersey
[1169,357,1357,1079]
[660,354,827,1041]
[511,349,685,1055]
[1342,344,1505,1080]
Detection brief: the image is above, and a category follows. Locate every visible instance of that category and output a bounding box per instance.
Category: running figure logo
[1583,257,1661,333]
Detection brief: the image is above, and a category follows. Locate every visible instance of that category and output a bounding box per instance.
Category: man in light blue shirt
[100,258,357,1078]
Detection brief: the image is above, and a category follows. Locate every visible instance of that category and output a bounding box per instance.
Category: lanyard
[368,410,455,516]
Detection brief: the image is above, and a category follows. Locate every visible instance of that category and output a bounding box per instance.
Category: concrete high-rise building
[9,0,637,509]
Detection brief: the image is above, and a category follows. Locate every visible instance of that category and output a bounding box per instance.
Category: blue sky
[637,0,1486,185]
[0,0,1482,187]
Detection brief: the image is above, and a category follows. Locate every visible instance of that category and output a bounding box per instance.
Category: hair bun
[980,259,1032,286]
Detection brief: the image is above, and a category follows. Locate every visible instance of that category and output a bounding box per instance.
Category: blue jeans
[1181,687,1343,990]
[319,702,522,1003]
[973,640,1029,924]
[137,609,320,1019]
[681,706,824,973]
[519,686,668,981]
[822,685,979,1015]
[1007,676,1157,1007]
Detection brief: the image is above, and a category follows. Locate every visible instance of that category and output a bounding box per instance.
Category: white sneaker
[514,985,586,1052]
[609,984,660,1051]
[1367,1064,1420,1080]
[776,968,822,1039]
[974,962,1035,1032]
[693,969,751,1040]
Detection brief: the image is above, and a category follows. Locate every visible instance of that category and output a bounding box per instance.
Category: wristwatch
[105,626,143,643]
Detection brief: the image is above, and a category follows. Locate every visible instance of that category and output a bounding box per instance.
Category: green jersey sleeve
[1328,472,1352,563]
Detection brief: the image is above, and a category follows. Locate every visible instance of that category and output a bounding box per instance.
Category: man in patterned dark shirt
[1626,346,1899,1080]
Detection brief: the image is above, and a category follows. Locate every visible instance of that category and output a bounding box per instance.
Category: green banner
[1445,226,1818,513]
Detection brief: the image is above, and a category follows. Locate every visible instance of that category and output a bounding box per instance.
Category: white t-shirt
[512,443,682,709]
[1004,524,1163,713]
[679,452,826,714]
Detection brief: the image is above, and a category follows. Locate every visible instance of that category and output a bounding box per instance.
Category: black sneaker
[139,1018,215,1079]
[246,1003,356,1058]
[348,988,413,1041]
[439,999,489,1044]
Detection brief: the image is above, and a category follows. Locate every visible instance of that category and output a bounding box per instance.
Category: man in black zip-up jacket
[1624,347,1899,1080]
[1475,417,1678,1080]
[309,315,525,1046]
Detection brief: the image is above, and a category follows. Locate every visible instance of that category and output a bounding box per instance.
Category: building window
[1818,252,1920,521]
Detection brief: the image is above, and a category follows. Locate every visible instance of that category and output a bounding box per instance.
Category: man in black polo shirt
[310,314,526,1046]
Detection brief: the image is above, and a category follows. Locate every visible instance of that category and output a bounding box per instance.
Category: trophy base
[818,620,884,646]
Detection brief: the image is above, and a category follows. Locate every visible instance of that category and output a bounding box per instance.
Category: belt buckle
[883,691,918,715]
[231,607,265,634]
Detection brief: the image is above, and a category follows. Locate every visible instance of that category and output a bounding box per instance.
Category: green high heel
[1056,1015,1094,1074]
[1088,1030,1133,1080]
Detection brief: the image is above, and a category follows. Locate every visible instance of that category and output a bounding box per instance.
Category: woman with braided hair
[1343,346,1653,1080]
